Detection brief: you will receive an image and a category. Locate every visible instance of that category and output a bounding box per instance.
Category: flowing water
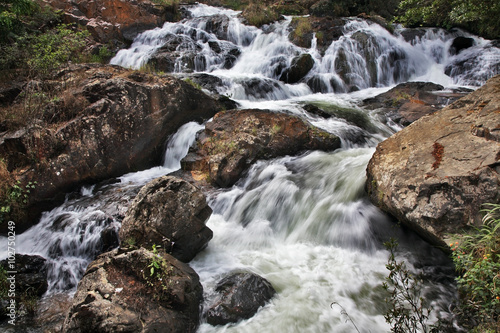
[2,3,500,332]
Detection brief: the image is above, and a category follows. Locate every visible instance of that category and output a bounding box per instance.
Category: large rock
[181,109,341,187]
[62,248,203,333]
[363,81,472,126]
[119,176,213,263]
[0,64,223,233]
[279,53,315,84]
[44,0,175,44]
[366,75,500,248]
[206,272,276,326]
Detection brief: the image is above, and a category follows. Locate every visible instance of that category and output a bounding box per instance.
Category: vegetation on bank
[397,0,500,39]
[450,203,500,332]
[1,0,499,330]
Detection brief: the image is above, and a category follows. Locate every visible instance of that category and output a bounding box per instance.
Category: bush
[24,24,89,77]
[397,0,500,39]
[0,0,38,42]
[450,203,500,330]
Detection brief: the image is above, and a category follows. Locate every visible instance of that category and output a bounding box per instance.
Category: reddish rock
[366,75,500,248]
[181,109,341,187]
[0,64,224,233]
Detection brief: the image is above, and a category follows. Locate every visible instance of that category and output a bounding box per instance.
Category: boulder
[0,64,223,233]
[181,109,341,187]
[119,176,213,263]
[363,81,472,126]
[279,53,315,84]
[206,272,276,325]
[288,16,346,55]
[365,75,500,248]
[62,248,203,333]
[44,0,175,44]
[449,36,475,55]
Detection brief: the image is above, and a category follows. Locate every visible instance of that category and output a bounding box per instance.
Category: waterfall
[3,3,498,331]
[0,121,203,293]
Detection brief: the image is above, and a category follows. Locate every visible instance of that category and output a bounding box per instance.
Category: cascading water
[0,121,204,293]
[2,3,499,332]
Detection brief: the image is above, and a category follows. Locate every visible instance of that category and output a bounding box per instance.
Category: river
[2,3,500,332]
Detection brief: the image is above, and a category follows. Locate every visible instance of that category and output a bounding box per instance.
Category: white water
[0,121,203,292]
[4,3,499,331]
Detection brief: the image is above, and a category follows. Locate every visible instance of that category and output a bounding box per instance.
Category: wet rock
[62,248,203,333]
[444,43,500,86]
[0,254,48,297]
[366,74,500,248]
[279,53,315,84]
[119,176,213,263]
[363,81,472,126]
[181,109,341,187]
[206,272,276,326]
[0,64,223,234]
[288,16,346,55]
[449,36,475,55]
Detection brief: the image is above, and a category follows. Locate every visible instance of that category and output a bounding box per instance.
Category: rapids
[2,3,500,332]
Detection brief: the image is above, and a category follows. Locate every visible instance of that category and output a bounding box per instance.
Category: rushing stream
[2,3,500,332]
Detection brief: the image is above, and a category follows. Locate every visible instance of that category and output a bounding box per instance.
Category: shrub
[24,24,89,77]
[397,0,500,39]
[450,203,500,330]
[383,239,441,332]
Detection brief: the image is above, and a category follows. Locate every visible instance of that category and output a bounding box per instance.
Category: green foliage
[143,245,175,301]
[397,0,500,39]
[0,0,38,42]
[24,24,88,76]
[450,203,500,329]
[0,180,36,224]
[383,239,440,333]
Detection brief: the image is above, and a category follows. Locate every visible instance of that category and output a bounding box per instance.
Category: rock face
[206,272,276,326]
[363,81,472,126]
[62,248,203,333]
[0,64,223,233]
[44,0,175,45]
[366,75,500,247]
[279,53,315,84]
[181,109,341,187]
[119,176,213,263]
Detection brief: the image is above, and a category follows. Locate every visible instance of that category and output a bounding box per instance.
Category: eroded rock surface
[62,248,203,333]
[363,81,472,126]
[366,75,500,247]
[119,176,213,263]
[181,109,341,187]
[0,64,223,233]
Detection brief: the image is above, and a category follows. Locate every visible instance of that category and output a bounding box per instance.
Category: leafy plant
[24,24,88,76]
[397,0,500,39]
[383,239,440,332]
[0,0,38,42]
[143,244,175,302]
[0,179,36,224]
[450,203,500,330]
